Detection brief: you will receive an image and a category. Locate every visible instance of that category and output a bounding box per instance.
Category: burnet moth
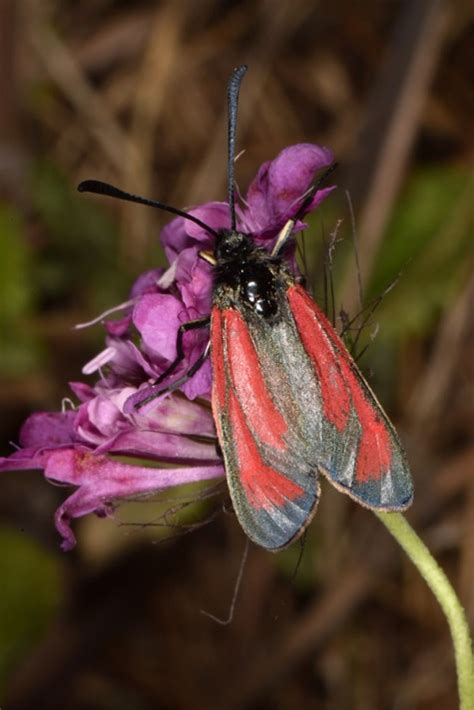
[79,65,414,551]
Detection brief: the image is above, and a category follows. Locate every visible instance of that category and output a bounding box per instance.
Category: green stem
[375,511,474,710]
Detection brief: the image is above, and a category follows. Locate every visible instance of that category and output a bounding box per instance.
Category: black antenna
[77,180,220,239]
[227,65,247,231]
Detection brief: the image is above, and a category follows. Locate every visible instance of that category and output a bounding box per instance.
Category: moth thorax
[240,263,279,319]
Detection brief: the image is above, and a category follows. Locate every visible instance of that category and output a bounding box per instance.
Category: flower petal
[69,382,96,403]
[130,268,164,299]
[161,202,229,261]
[133,293,183,361]
[182,359,212,400]
[102,429,219,462]
[138,393,216,436]
[244,143,335,235]
[184,202,230,240]
[19,411,77,449]
[175,248,213,315]
[45,448,224,550]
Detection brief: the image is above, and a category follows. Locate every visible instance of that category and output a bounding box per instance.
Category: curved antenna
[227,65,247,231]
[77,179,220,239]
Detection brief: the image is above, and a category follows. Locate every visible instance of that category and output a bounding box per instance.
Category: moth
[79,65,413,550]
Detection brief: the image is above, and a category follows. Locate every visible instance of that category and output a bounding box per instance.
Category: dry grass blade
[341,0,449,313]
[409,273,474,431]
[186,0,316,206]
[26,17,139,175]
[124,3,186,261]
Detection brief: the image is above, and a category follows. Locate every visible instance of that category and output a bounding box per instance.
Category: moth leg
[154,317,211,386]
[136,341,211,409]
[271,163,338,257]
[271,219,296,256]
[199,250,217,266]
[156,341,211,396]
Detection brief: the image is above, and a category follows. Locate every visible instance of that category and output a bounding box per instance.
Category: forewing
[211,306,319,551]
[210,283,412,550]
[287,285,413,510]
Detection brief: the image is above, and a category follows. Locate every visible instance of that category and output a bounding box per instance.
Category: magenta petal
[175,249,213,315]
[184,202,230,239]
[86,397,123,435]
[55,488,114,551]
[243,159,271,231]
[69,382,96,403]
[182,359,212,400]
[245,143,334,232]
[77,390,133,443]
[133,293,183,360]
[103,430,220,462]
[140,394,216,437]
[104,315,132,338]
[0,447,57,473]
[45,448,224,550]
[268,144,334,210]
[304,184,337,212]
[130,268,163,299]
[19,411,77,449]
[160,218,190,262]
[123,386,169,415]
[161,202,229,262]
[109,340,157,381]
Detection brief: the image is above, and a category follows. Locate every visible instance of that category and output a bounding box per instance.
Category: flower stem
[375,511,474,710]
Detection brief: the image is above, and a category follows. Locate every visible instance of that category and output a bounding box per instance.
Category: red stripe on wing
[352,399,391,483]
[316,296,391,483]
[224,309,288,451]
[211,309,226,410]
[289,285,391,483]
[228,388,304,509]
[288,286,350,431]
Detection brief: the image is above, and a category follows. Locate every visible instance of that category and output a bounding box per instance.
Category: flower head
[0,143,335,549]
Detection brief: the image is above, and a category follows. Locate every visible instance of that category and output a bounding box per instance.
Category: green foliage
[30,160,126,310]
[367,166,473,339]
[0,204,43,374]
[115,479,220,541]
[0,527,61,692]
[274,529,320,590]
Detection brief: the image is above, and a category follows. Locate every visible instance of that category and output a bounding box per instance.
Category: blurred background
[0,1,473,708]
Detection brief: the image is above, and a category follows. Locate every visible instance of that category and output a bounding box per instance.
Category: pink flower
[0,386,223,550]
[0,143,335,549]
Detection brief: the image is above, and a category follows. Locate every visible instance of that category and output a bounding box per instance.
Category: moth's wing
[211,306,320,551]
[287,285,413,511]
[210,282,413,550]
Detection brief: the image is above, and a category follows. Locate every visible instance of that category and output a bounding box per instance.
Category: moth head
[214,229,254,262]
